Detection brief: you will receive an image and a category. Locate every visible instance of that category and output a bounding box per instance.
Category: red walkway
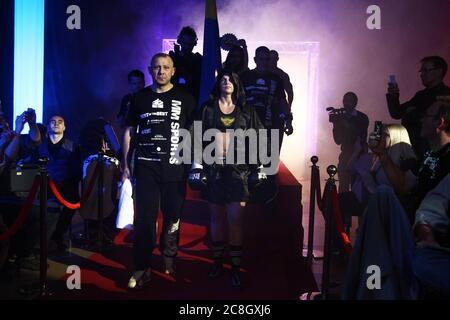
[46,163,317,300]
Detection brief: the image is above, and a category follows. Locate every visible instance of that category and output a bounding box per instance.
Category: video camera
[326,107,346,123]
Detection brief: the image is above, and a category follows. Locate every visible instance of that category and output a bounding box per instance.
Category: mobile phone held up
[374,121,383,141]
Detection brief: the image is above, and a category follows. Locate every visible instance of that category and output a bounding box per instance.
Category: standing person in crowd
[122,53,195,289]
[44,115,82,252]
[387,56,450,159]
[117,70,145,129]
[331,92,369,193]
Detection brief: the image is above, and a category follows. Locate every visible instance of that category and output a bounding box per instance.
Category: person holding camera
[0,109,42,271]
[169,26,203,104]
[386,56,450,160]
[3,109,42,161]
[331,92,369,193]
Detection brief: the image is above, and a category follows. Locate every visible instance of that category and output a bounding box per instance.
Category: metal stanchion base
[40,284,53,298]
[17,282,53,298]
[70,231,114,252]
[302,249,324,259]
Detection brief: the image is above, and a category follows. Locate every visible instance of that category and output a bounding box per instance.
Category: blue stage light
[14,0,45,128]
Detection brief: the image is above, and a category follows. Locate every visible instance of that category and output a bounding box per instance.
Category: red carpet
[46,163,317,300]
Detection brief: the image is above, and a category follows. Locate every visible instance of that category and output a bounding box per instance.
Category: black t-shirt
[240,70,287,129]
[216,105,238,132]
[199,100,265,169]
[125,86,196,182]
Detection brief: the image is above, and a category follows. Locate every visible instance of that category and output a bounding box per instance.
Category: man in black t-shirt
[414,99,450,207]
[122,53,195,289]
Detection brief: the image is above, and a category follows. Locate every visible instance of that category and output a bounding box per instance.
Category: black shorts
[203,164,250,205]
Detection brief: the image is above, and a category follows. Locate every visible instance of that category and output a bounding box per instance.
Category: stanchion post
[97,152,104,252]
[321,164,337,300]
[38,157,49,296]
[307,156,319,266]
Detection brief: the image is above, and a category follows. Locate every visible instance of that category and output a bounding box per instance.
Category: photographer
[6,109,41,157]
[0,109,42,272]
[330,92,369,193]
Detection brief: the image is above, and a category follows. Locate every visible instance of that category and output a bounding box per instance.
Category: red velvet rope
[331,187,352,255]
[0,175,42,242]
[311,168,352,255]
[48,180,80,210]
[48,163,100,210]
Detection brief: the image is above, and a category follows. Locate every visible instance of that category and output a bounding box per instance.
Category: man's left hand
[284,121,293,136]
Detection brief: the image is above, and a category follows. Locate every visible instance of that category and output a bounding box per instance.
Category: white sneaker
[127,269,151,289]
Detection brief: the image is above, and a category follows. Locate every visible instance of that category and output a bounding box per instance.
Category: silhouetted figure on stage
[241,46,292,150]
[331,92,369,193]
[240,46,292,205]
[169,26,202,103]
[269,50,294,111]
[387,56,450,159]
[223,40,249,76]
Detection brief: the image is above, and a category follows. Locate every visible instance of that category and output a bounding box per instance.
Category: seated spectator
[343,99,450,299]
[345,124,417,218]
[413,174,450,298]
[79,118,120,243]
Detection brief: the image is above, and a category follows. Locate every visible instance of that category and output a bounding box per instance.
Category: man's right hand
[14,113,26,134]
[387,83,400,96]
